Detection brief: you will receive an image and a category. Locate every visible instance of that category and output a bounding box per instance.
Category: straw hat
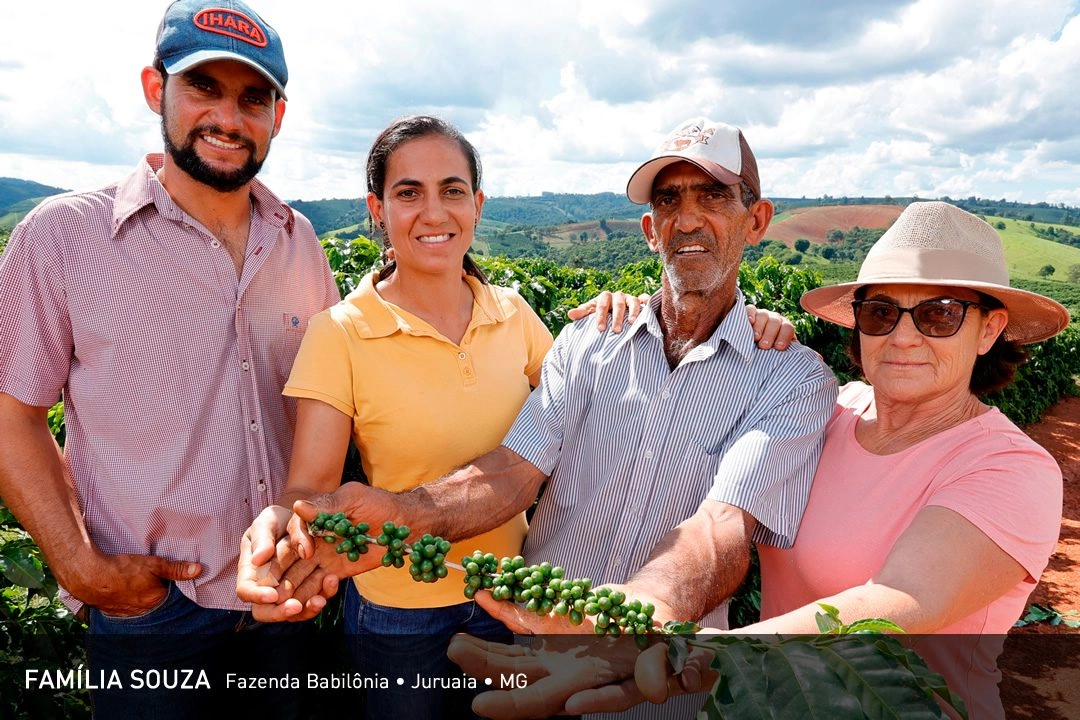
[800,201,1070,344]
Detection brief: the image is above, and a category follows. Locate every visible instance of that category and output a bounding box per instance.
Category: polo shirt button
[458,352,467,360]
[210,239,221,248]
[250,422,260,432]
[241,361,250,371]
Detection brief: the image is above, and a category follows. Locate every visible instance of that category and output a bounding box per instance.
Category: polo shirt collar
[466,276,520,326]
[110,153,295,237]
[344,272,520,340]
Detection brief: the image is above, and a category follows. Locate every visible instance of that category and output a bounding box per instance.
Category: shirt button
[241,361,250,371]
[661,390,671,400]
[210,239,221,248]
[250,422,260,432]
[643,450,654,460]
[458,352,467,360]
[257,481,267,491]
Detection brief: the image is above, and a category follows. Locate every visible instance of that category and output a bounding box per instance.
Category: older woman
[743,200,1069,718]
[452,201,1070,720]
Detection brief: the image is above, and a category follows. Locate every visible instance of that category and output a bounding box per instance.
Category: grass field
[994,216,1080,281]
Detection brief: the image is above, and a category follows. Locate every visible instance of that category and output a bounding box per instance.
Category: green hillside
[994,217,1080,279]
[296,192,642,236]
[288,198,366,234]
[0,177,68,208]
[0,178,69,229]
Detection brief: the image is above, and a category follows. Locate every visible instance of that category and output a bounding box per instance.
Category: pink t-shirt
[758,382,1062,719]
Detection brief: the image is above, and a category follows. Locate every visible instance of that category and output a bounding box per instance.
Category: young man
[0,1,339,715]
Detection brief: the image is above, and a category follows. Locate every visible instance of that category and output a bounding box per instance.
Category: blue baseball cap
[156,0,288,99]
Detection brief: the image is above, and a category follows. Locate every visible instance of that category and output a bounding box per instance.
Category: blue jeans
[344,581,512,720]
[87,582,314,719]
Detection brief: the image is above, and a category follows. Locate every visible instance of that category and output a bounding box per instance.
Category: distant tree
[995,221,1006,230]
[821,246,837,260]
[1067,264,1080,283]
[784,253,803,265]
[1038,264,1056,278]
[794,238,810,253]
[827,229,845,243]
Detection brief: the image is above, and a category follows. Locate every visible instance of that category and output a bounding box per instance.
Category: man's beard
[161,113,268,193]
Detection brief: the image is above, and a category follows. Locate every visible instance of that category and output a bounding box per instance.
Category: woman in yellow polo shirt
[275,115,552,719]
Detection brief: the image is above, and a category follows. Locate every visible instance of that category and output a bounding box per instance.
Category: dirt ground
[766,204,905,245]
[998,394,1080,718]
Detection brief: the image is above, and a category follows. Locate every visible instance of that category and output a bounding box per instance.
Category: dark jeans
[344,581,512,720]
[87,582,314,719]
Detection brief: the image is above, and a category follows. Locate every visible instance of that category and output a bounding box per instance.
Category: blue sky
[2,0,1079,205]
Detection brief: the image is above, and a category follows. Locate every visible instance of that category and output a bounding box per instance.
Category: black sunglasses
[851,298,989,338]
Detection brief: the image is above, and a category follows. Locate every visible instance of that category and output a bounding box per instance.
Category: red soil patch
[766,204,904,245]
[999,394,1080,718]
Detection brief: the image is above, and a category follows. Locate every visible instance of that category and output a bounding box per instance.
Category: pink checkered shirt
[0,154,340,611]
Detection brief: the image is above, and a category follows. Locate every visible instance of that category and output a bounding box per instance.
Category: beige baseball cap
[626,118,760,205]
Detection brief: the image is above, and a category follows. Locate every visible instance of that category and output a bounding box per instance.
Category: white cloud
[1,0,1078,206]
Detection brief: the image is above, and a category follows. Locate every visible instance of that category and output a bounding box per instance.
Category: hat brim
[626,156,742,204]
[801,278,1071,345]
[164,51,288,100]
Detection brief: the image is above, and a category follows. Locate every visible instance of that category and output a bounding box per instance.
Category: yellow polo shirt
[284,271,553,607]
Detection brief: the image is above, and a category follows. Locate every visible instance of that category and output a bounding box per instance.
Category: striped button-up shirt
[509,291,837,629]
[0,155,339,611]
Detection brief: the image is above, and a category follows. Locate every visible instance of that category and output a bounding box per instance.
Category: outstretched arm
[467,501,752,638]
[625,499,756,622]
[290,445,548,561]
[741,505,1028,635]
[603,505,1033,712]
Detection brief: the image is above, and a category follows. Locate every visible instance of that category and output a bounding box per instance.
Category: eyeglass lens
[853,299,974,337]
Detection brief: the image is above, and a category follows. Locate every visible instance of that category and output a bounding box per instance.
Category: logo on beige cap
[661,123,715,152]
